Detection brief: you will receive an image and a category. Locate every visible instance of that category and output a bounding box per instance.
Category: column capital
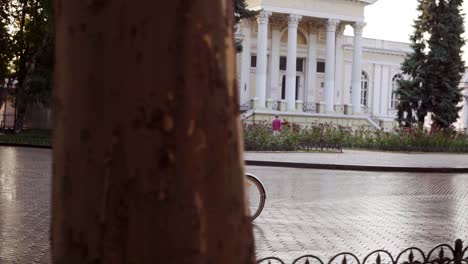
[288,14,302,27]
[257,11,272,24]
[353,22,366,35]
[326,19,340,32]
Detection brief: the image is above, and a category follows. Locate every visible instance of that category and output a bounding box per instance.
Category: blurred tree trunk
[52,0,254,263]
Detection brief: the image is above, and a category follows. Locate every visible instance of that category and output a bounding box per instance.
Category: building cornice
[343,46,410,57]
[248,5,365,23]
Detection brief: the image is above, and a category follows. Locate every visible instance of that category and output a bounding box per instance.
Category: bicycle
[245,173,266,221]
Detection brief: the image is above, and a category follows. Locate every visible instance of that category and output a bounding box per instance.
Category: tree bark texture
[53,0,254,263]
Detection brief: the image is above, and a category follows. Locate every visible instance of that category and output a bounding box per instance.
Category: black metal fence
[298,138,343,153]
[258,239,467,264]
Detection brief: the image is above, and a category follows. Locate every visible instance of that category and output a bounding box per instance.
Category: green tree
[234,0,257,24]
[0,0,53,132]
[233,0,257,52]
[397,0,430,128]
[11,0,53,132]
[397,0,465,129]
[0,0,11,80]
[426,0,465,128]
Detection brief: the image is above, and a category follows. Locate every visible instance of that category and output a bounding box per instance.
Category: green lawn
[0,130,52,147]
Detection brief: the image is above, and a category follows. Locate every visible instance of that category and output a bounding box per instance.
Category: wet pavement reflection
[0,147,51,263]
[0,147,467,263]
[248,166,468,263]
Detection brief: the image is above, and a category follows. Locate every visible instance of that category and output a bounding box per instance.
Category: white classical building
[236,0,467,130]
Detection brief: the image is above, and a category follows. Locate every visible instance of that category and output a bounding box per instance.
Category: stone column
[351,22,365,114]
[269,20,282,101]
[255,11,271,109]
[325,19,339,113]
[380,66,390,115]
[335,25,345,108]
[285,14,302,111]
[372,64,382,116]
[463,91,468,129]
[306,22,318,104]
[240,20,252,106]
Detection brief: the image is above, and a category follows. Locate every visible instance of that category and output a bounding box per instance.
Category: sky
[344,0,468,61]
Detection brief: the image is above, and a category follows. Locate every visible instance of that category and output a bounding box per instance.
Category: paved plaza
[0,146,468,263]
[245,150,468,169]
[249,166,468,263]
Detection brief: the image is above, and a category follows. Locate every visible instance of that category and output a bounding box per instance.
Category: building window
[296,58,304,72]
[361,71,369,106]
[279,57,305,72]
[317,61,325,73]
[280,57,287,71]
[250,55,257,68]
[391,74,402,109]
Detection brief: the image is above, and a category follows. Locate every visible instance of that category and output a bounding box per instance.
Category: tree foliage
[0,0,53,131]
[233,0,257,24]
[233,0,257,52]
[397,0,465,129]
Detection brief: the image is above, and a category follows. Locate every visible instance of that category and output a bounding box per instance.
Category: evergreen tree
[397,0,465,129]
[427,0,465,128]
[397,0,430,128]
[233,0,257,24]
[233,0,257,52]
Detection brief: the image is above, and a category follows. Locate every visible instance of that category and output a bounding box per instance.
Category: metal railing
[258,239,467,264]
[298,138,343,153]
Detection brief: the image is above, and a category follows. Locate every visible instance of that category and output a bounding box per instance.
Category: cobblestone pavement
[1,146,468,263]
[245,150,468,168]
[0,147,51,264]
[248,166,468,263]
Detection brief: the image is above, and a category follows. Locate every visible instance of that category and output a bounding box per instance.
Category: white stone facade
[236,0,412,128]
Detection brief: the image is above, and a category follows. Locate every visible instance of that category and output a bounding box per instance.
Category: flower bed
[243,122,468,153]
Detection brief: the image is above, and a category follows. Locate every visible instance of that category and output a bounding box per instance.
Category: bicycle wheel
[245,173,266,221]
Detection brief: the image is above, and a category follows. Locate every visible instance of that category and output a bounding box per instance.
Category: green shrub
[243,122,468,153]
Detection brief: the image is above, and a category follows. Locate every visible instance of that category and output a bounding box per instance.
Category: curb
[0,143,52,149]
[245,160,468,173]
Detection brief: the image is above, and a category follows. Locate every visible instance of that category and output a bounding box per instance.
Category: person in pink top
[272,115,282,136]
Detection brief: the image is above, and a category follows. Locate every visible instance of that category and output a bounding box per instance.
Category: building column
[306,22,318,104]
[372,64,382,116]
[351,22,365,114]
[335,25,345,108]
[285,14,302,111]
[240,20,252,106]
[380,66,390,115]
[324,19,339,113]
[269,20,282,101]
[255,11,271,109]
[463,90,468,129]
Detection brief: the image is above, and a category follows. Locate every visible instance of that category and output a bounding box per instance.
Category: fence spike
[409,250,414,263]
[454,239,463,264]
[438,247,444,261]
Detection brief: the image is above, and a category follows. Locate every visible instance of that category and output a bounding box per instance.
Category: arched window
[391,74,402,109]
[361,71,369,106]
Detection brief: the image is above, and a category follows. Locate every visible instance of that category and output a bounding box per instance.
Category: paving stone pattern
[249,166,468,263]
[245,150,468,168]
[0,147,51,264]
[0,146,467,263]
